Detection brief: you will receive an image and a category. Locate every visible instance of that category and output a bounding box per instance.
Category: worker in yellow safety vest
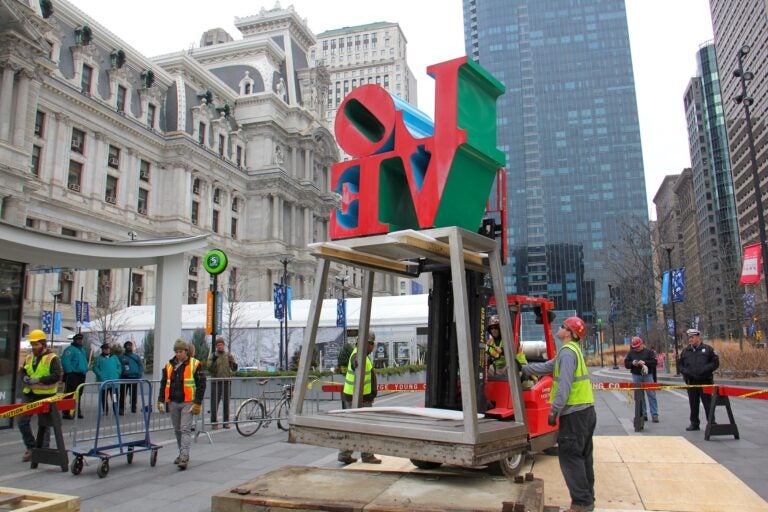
[521,316,596,512]
[338,331,381,465]
[18,329,63,462]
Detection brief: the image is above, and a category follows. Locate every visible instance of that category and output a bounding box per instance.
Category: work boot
[173,456,181,465]
[565,503,595,512]
[337,455,357,465]
[686,424,700,431]
[22,450,32,462]
[362,456,382,464]
[177,455,188,470]
[652,415,659,423]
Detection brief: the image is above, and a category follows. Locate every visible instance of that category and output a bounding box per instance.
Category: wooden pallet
[0,487,79,511]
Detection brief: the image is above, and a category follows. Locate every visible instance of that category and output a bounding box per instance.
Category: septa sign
[330,57,506,240]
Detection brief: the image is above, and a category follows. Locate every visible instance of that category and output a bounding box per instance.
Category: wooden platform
[214,436,768,512]
[0,487,79,511]
[290,406,529,466]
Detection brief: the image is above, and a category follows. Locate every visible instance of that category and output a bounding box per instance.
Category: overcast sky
[68,0,714,220]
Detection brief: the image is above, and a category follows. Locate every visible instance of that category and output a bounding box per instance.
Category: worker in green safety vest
[521,316,596,512]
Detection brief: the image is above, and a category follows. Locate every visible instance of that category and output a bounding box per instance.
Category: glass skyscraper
[464,0,648,323]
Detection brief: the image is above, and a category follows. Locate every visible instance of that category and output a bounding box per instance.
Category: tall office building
[709,0,768,316]
[683,43,741,338]
[464,0,649,323]
[309,22,418,137]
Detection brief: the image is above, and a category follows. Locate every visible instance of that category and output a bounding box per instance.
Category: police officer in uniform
[522,316,596,512]
[18,329,63,462]
[678,328,719,431]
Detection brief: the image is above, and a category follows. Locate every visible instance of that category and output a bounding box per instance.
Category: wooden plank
[312,244,416,276]
[0,487,79,512]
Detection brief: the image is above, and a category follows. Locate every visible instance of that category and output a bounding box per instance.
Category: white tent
[85,295,430,369]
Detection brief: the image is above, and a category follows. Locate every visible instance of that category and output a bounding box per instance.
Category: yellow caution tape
[0,392,76,419]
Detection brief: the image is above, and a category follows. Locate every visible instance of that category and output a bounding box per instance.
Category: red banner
[740,243,762,285]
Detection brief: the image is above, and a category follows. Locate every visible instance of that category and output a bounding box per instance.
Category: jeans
[558,406,597,508]
[169,401,194,458]
[17,395,50,450]
[631,373,658,417]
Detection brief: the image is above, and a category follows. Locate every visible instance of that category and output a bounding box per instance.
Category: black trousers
[210,380,231,424]
[100,386,115,415]
[63,372,86,417]
[119,381,139,413]
[558,406,597,508]
[686,378,714,426]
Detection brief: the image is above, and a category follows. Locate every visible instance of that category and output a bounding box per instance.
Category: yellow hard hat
[28,329,47,343]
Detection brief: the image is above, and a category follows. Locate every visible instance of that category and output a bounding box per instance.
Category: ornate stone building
[1,0,346,333]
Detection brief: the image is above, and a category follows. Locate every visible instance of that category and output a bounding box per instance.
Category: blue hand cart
[70,379,161,477]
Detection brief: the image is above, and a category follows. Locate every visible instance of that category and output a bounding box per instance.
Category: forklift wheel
[410,459,442,470]
[489,452,525,477]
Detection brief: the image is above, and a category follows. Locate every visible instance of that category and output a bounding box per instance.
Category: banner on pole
[661,271,670,305]
[672,267,685,303]
[273,283,284,320]
[739,243,761,285]
[336,298,346,327]
[75,300,90,327]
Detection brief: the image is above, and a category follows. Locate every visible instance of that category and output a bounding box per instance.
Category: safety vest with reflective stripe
[164,357,200,402]
[23,352,59,395]
[551,341,594,405]
[343,348,372,396]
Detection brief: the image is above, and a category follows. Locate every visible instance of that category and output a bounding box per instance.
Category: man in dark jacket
[624,336,658,422]
[678,328,719,431]
[207,336,238,429]
[119,341,144,415]
[157,339,206,469]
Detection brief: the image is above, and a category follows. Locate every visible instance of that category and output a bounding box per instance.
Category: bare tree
[606,216,656,341]
[223,270,252,353]
[89,278,130,346]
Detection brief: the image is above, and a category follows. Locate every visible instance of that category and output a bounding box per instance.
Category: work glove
[547,411,558,427]
[190,403,201,415]
[28,378,40,385]
[156,402,165,413]
[515,352,528,365]
[22,376,31,385]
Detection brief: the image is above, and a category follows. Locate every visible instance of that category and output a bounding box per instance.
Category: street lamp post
[336,275,349,347]
[127,231,137,306]
[608,284,618,369]
[665,246,680,375]
[279,254,294,370]
[734,44,768,318]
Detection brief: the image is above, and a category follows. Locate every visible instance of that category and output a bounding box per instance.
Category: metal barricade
[70,379,172,448]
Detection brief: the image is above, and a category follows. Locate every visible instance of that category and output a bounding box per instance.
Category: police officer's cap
[686,328,700,336]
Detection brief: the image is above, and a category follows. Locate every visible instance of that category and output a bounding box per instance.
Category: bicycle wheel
[277,398,291,431]
[235,399,266,436]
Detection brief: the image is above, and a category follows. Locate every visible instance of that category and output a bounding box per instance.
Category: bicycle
[235,381,292,436]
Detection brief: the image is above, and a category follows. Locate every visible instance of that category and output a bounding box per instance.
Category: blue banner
[743,292,755,319]
[286,285,292,320]
[75,300,90,327]
[661,271,670,305]
[42,310,52,335]
[273,283,284,320]
[667,318,675,337]
[672,267,685,303]
[336,298,346,327]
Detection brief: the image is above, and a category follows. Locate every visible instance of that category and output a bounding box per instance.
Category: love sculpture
[330,56,506,240]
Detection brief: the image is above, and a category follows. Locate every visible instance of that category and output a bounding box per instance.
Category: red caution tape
[592,382,768,400]
[321,382,426,393]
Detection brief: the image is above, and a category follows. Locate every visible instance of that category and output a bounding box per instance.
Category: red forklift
[483,295,559,475]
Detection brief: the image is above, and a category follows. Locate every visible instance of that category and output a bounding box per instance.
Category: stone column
[0,65,16,142]
[290,203,297,246]
[12,71,31,146]
[271,195,280,239]
[304,148,312,180]
[1,196,26,225]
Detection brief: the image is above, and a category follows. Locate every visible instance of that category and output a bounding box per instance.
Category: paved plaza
[0,370,765,511]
